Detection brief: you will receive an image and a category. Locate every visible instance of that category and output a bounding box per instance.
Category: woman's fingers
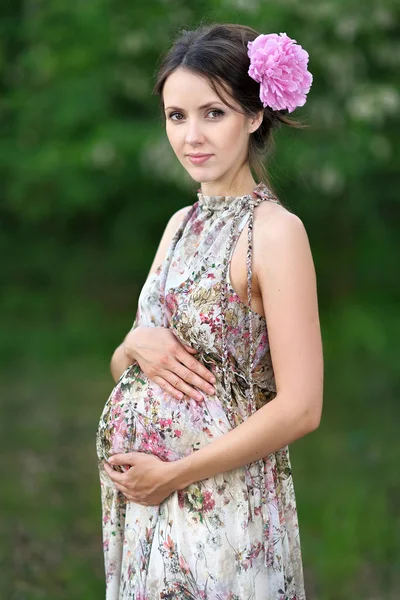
[152,375,186,400]
[167,373,204,402]
[114,482,131,497]
[181,343,198,354]
[173,361,216,397]
[160,347,217,401]
[170,337,215,387]
[158,372,204,402]
[104,464,131,496]
[177,350,216,386]
[153,371,207,403]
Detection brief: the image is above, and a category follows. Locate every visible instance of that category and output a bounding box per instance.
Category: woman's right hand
[123,326,216,402]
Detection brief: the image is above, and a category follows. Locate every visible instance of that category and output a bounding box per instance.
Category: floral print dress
[96,181,305,599]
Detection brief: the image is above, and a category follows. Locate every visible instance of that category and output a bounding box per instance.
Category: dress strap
[246,186,281,407]
[219,185,280,424]
[246,198,257,412]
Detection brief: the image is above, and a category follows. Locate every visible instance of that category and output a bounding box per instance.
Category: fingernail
[207,386,215,395]
[108,457,114,464]
[195,392,203,401]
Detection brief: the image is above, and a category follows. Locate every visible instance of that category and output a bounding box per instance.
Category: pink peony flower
[247,32,313,113]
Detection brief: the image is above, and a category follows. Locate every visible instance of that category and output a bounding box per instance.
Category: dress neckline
[197,181,272,212]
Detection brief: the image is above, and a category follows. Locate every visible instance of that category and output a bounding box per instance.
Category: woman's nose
[184,119,204,145]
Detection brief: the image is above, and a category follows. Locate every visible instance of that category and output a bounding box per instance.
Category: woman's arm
[110,205,192,383]
[110,342,132,383]
[170,204,324,489]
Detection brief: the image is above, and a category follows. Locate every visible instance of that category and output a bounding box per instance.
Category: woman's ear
[248,110,264,134]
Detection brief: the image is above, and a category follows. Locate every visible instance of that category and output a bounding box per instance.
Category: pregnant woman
[96,23,323,599]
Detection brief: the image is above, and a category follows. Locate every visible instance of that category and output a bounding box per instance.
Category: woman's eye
[169,112,183,121]
[208,109,224,118]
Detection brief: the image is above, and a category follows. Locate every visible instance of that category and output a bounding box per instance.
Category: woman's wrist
[110,327,142,382]
[167,454,195,491]
[123,327,140,362]
[110,344,132,382]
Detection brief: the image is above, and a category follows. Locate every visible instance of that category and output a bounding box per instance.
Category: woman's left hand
[104,452,177,506]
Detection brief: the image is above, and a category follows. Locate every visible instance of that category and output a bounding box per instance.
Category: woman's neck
[200,171,258,198]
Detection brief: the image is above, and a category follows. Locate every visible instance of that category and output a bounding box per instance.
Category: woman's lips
[187,154,213,165]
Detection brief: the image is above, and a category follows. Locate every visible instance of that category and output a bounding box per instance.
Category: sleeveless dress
[96,181,305,600]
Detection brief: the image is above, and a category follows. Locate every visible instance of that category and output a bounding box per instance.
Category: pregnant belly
[96,362,230,465]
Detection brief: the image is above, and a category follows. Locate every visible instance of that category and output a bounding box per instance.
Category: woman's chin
[186,168,220,184]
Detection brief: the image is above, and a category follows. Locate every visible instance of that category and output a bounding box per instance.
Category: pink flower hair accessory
[247,32,313,113]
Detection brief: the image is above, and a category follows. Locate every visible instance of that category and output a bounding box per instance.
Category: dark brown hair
[153,23,307,189]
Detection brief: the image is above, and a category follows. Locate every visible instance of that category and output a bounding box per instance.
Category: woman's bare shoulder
[252,199,313,282]
[253,199,307,245]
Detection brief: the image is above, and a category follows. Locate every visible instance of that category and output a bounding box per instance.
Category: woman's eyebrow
[164,101,224,111]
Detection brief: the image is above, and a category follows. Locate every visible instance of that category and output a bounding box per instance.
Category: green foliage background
[1,1,399,598]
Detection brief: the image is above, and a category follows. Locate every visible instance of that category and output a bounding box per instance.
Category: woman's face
[163,68,261,192]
